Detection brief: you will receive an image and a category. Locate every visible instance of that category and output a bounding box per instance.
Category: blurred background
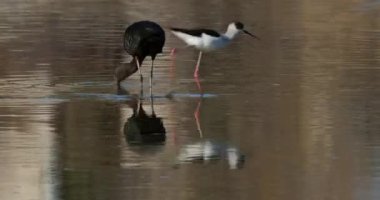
[0,0,379,200]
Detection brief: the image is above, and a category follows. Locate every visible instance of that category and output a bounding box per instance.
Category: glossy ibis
[115,21,165,90]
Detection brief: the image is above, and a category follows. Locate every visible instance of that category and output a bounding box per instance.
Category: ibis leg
[150,59,154,100]
[150,89,155,117]
[135,57,143,83]
[137,98,142,115]
[116,79,121,89]
[115,80,121,95]
[135,57,143,97]
[194,51,202,78]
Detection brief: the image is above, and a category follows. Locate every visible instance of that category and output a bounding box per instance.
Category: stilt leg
[194,51,202,78]
[194,76,202,94]
[170,45,190,57]
[170,48,176,57]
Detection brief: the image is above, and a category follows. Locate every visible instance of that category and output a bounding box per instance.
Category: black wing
[124,21,165,56]
[170,27,220,37]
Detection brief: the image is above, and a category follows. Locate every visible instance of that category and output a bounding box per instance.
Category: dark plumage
[114,59,138,88]
[124,21,165,62]
[170,27,220,37]
[116,21,165,89]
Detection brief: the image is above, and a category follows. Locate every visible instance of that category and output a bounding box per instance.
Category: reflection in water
[0,0,379,199]
[123,91,166,144]
[177,140,245,170]
[194,76,203,93]
[194,97,203,138]
[178,96,245,170]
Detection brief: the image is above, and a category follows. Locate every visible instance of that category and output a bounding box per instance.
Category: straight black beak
[243,30,260,40]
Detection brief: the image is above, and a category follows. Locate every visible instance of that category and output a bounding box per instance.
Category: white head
[225,22,259,40]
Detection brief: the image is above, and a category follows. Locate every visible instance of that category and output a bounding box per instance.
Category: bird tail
[169,27,184,32]
[160,23,181,32]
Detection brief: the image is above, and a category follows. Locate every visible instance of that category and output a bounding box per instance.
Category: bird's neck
[132,56,144,66]
[223,28,239,40]
[114,58,140,81]
[128,59,138,71]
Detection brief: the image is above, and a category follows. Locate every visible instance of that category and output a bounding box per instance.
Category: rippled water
[0,0,379,200]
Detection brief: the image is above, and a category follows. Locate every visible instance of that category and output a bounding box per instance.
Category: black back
[124,21,166,60]
[170,27,220,37]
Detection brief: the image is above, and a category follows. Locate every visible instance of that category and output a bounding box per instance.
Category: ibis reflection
[123,93,166,145]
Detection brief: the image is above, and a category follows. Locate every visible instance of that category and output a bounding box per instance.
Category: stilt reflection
[176,97,245,170]
[176,140,245,170]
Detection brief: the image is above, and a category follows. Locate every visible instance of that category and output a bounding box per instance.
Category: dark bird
[170,22,259,78]
[115,21,165,89]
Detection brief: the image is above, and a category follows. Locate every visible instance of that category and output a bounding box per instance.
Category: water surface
[0,0,379,200]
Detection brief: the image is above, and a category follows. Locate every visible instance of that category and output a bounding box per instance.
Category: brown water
[0,0,379,200]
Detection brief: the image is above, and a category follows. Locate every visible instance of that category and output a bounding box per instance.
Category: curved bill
[243,30,260,40]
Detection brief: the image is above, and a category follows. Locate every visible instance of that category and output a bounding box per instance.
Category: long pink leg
[194,51,202,78]
[170,45,190,57]
[170,48,176,79]
[194,76,202,93]
[170,48,176,57]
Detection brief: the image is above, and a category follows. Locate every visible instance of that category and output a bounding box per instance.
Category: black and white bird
[115,21,165,89]
[170,22,259,78]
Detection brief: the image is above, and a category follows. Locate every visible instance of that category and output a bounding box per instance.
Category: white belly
[171,31,231,52]
[198,34,230,52]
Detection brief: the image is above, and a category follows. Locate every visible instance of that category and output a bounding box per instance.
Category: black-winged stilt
[115,21,165,90]
[170,22,259,78]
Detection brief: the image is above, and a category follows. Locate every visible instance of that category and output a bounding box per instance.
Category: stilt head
[226,22,260,40]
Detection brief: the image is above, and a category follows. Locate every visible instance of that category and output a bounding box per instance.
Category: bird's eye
[235,22,244,30]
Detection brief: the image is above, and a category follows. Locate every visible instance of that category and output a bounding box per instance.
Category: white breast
[200,34,230,52]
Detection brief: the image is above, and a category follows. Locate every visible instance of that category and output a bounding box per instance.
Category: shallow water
[0,0,379,200]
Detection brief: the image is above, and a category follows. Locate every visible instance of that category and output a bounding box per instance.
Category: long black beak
[243,30,260,40]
